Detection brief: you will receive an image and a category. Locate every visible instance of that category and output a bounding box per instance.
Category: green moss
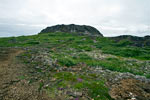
[78,53,92,60]
[146,74,150,78]
[57,57,77,67]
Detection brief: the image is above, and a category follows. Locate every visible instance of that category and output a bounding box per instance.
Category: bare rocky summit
[40,24,103,37]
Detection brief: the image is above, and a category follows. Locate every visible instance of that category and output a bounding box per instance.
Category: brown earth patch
[0,48,50,100]
[109,78,150,100]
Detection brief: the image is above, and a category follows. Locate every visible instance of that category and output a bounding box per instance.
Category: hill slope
[0,31,150,100]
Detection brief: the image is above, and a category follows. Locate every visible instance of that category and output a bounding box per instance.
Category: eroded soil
[0,48,49,100]
[109,79,150,100]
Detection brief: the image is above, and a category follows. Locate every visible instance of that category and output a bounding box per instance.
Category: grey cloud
[0,24,44,37]
[0,0,150,37]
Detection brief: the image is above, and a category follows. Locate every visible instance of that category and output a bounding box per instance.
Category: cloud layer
[0,0,150,37]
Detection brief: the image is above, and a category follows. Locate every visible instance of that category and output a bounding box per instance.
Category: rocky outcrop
[110,35,150,47]
[40,24,103,37]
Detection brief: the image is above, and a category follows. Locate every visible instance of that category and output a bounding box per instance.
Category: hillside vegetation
[0,32,150,100]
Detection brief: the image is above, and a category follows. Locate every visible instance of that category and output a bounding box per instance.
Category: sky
[0,0,150,37]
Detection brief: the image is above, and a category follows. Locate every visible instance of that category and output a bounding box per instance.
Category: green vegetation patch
[47,72,112,100]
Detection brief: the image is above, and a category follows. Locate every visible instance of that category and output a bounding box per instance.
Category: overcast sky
[0,0,150,37]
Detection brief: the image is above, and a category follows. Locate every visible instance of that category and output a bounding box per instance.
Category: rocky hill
[110,35,150,47]
[0,25,150,100]
[40,24,103,37]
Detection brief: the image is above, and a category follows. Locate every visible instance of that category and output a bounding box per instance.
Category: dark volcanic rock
[40,24,103,37]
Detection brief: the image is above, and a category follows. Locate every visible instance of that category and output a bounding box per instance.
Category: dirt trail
[0,49,23,99]
[0,48,49,100]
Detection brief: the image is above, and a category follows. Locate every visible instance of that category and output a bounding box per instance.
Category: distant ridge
[40,24,103,37]
[110,35,150,47]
